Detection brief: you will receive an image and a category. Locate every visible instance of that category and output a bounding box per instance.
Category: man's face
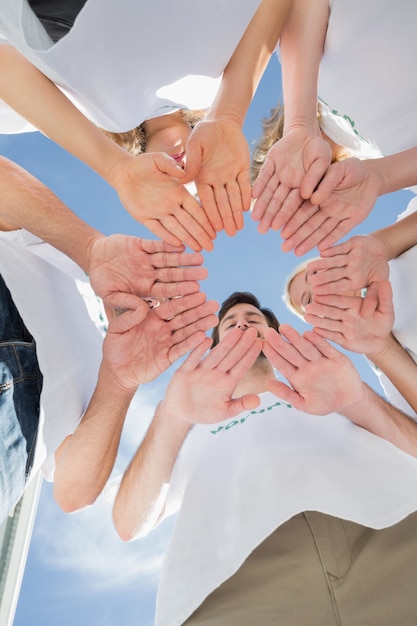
[218,303,270,342]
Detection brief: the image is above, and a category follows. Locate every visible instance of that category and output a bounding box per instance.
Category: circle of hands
[97,119,393,421]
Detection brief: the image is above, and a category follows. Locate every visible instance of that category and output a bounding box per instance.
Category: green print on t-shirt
[210,400,292,435]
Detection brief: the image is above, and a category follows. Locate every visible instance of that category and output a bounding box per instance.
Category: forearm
[372,210,417,260]
[207,0,292,124]
[366,148,417,198]
[0,156,103,271]
[366,334,417,414]
[0,45,130,184]
[53,359,136,513]
[113,404,190,541]
[279,0,329,133]
[342,382,417,457]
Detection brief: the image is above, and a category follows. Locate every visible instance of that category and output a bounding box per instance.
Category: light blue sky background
[0,55,411,625]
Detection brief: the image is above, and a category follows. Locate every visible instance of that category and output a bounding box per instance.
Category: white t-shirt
[155,391,417,626]
[374,195,417,415]
[0,229,105,480]
[0,0,260,132]
[319,0,417,155]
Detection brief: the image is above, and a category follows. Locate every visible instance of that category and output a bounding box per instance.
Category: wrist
[99,357,139,399]
[366,333,401,366]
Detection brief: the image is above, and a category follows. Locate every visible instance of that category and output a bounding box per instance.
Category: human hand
[160,327,262,425]
[103,291,219,390]
[304,281,394,356]
[183,118,251,236]
[281,158,384,255]
[263,324,362,415]
[86,234,208,311]
[307,235,389,297]
[107,152,216,252]
[251,127,331,234]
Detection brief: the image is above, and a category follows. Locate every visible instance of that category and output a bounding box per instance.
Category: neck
[233,356,275,397]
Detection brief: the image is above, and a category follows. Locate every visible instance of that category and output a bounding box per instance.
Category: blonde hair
[251,103,352,184]
[251,105,285,184]
[103,109,206,156]
[282,257,320,321]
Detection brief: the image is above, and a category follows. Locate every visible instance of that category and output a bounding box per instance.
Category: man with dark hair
[113,291,417,626]
[211,291,279,347]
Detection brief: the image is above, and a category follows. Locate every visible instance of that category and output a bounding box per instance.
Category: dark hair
[211,291,280,347]
[103,109,206,156]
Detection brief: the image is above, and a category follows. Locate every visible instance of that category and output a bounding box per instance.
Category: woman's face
[144,111,192,168]
[288,269,313,316]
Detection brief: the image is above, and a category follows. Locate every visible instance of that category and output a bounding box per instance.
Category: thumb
[182,134,202,183]
[154,152,186,180]
[230,393,260,414]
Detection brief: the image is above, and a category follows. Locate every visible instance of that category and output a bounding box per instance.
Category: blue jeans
[0,274,43,523]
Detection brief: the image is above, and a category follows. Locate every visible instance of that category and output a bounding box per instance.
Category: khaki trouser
[185,511,417,625]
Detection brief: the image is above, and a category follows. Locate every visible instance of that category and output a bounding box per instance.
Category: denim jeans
[0,275,43,523]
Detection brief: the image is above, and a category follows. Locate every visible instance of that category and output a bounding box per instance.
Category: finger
[237,170,252,213]
[154,152,186,179]
[299,158,330,200]
[269,188,304,232]
[303,330,343,359]
[316,220,356,252]
[139,240,186,255]
[281,204,327,242]
[229,393,260,414]
[318,240,352,258]
[156,291,205,320]
[282,222,328,256]
[251,157,276,199]
[144,218,184,248]
[196,183,223,232]
[304,312,342,333]
[182,133,202,182]
[292,217,349,257]
[169,300,219,335]
[172,205,215,252]
[309,162,344,206]
[312,277,352,296]
[213,185,237,236]
[150,250,204,269]
[160,214,203,252]
[179,336,214,372]
[225,179,245,231]
[308,255,347,275]
[201,327,258,371]
[181,193,217,240]
[263,325,318,369]
[310,326,345,347]
[169,324,217,363]
[267,379,298,405]
[256,184,293,234]
[251,176,282,222]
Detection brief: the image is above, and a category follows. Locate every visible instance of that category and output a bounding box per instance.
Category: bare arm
[263,324,417,456]
[304,282,417,414]
[252,0,331,232]
[113,328,262,541]
[184,0,293,235]
[0,46,215,252]
[53,292,219,513]
[282,147,417,255]
[0,157,209,309]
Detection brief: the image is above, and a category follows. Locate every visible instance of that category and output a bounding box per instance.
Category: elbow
[53,483,100,514]
[112,505,139,542]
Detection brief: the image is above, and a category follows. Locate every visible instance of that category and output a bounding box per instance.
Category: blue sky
[0,54,412,625]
